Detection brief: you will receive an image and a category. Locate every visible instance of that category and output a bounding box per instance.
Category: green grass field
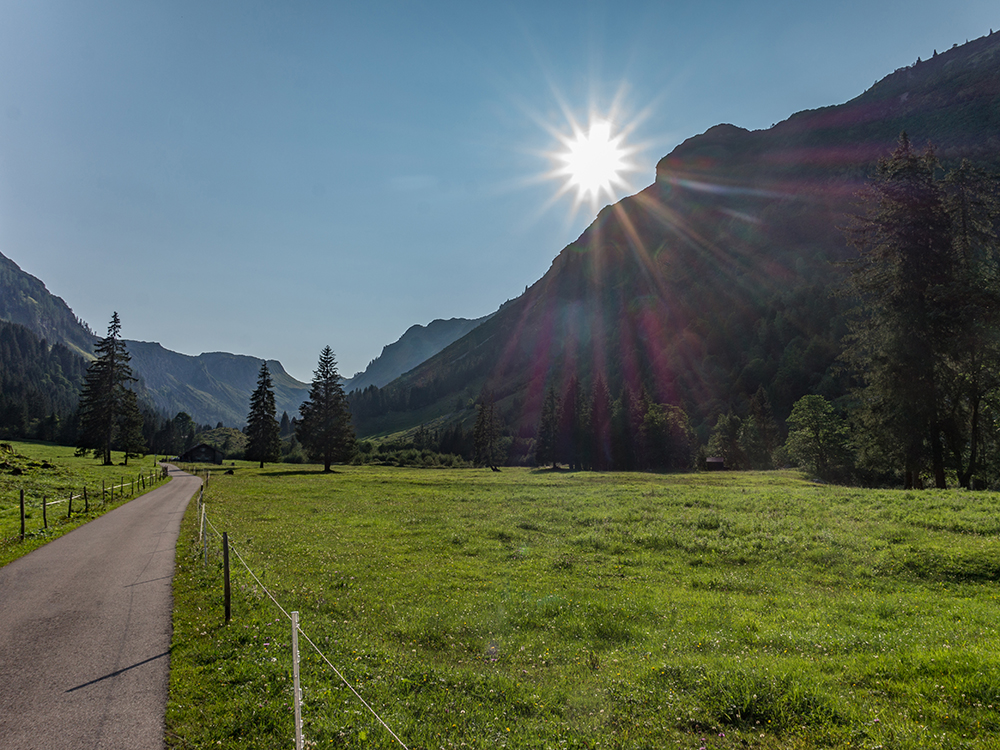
[0,440,166,567]
[168,463,1000,749]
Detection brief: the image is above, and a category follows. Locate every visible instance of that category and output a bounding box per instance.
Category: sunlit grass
[0,440,166,566]
[168,464,1000,748]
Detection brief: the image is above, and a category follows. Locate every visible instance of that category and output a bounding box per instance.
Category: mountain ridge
[349,29,1000,442]
[343,314,494,393]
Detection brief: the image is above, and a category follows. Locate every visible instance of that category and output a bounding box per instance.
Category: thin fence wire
[200,502,410,750]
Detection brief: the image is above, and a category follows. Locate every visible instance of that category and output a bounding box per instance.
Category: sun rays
[545,113,641,218]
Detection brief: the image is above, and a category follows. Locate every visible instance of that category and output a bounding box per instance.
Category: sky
[1,0,996,382]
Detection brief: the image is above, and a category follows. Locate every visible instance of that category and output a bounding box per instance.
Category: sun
[558,120,627,200]
[545,113,639,216]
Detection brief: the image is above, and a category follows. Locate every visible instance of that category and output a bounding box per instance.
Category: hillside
[0,252,96,360]
[350,30,1000,440]
[0,251,311,427]
[123,342,309,428]
[343,315,492,393]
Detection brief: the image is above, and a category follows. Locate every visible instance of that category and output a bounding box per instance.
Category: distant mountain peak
[344,315,493,393]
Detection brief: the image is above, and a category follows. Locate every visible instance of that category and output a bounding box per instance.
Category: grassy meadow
[0,440,166,566]
[168,464,1000,749]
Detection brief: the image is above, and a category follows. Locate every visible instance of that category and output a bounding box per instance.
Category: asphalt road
[0,465,201,750]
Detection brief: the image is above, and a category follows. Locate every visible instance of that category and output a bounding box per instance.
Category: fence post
[67,490,72,518]
[20,489,25,540]
[223,532,231,624]
[292,611,303,750]
[43,495,47,529]
[84,486,88,512]
[102,480,105,505]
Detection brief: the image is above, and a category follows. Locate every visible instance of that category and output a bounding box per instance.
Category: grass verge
[0,440,167,567]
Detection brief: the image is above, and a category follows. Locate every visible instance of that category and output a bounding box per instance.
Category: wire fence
[4,465,169,543]
[196,482,409,750]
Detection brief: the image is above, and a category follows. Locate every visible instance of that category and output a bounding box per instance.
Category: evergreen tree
[844,136,1000,488]
[534,386,558,468]
[938,161,1000,487]
[642,403,694,470]
[707,411,745,470]
[77,312,136,465]
[738,389,783,470]
[246,362,281,469]
[279,411,293,437]
[296,346,355,471]
[589,376,613,471]
[556,376,588,470]
[117,388,146,465]
[473,388,500,469]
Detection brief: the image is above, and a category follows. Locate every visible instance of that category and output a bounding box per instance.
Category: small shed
[178,443,224,464]
[706,456,726,471]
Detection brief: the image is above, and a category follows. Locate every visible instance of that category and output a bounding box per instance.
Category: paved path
[0,465,201,750]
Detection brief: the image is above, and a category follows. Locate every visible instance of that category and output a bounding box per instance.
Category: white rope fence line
[201,506,410,750]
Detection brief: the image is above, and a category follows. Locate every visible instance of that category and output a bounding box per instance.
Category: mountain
[123,342,309,427]
[349,30,1000,440]
[0,252,96,359]
[343,315,493,393]
[0,250,310,427]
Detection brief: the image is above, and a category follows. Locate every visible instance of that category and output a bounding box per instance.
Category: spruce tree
[589,377,613,471]
[473,388,500,469]
[843,135,998,488]
[534,386,558,469]
[117,388,146,466]
[77,312,136,465]
[296,346,355,471]
[246,362,281,469]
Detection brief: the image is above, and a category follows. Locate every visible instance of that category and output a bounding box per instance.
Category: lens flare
[558,120,627,201]
[542,109,642,220]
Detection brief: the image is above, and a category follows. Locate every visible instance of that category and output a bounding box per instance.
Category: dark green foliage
[534,387,558,468]
[473,388,500,468]
[0,319,87,441]
[296,347,355,472]
[245,362,281,469]
[77,312,137,465]
[641,403,695,470]
[589,377,613,470]
[278,411,293,437]
[843,136,1000,488]
[707,411,745,470]
[556,377,588,470]
[0,250,96,359]
[784,395,851,481]
[117,388,146,465]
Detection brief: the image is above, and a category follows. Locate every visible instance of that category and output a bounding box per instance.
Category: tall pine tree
[296,346,355,471]
[246,362,281,469]
[534,386,558,469]
[473,388,500,469]
[77,312,136,465]
[844,135,1000,488]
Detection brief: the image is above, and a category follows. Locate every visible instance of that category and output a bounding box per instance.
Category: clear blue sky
[1,0,996,382]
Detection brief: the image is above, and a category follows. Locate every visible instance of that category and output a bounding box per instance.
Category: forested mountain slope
[350,31,1000,440]
[0,252,96,360]
[0,251,310,427]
